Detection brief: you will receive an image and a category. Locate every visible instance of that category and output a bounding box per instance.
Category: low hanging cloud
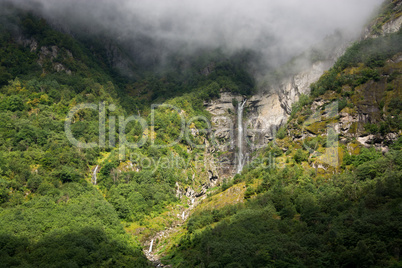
[6,0,383,70]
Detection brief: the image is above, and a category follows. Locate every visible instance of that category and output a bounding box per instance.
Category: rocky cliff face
[203,92,242,176]
[203,1,402,176]
[205,92,242,150]
[247,92,287,148]
[276,60,337,114]
[243,59,342,155]
[15,35,73,75]
[203,56,346,177]
[363,0,402,39]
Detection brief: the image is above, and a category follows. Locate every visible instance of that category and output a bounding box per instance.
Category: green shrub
[6,96,24,111]
[54,166,82,183]
[365,123,379,134]
[294,149,308,164]
[276,126,286,140]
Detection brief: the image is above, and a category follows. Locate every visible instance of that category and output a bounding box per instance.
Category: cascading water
[237,99,247,174]
[149,239,154,253]
[92,165,99,185]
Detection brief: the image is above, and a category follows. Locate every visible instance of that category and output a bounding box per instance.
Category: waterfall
[237,99,246,173]
[92,165,99,185]
[149,239,154,253]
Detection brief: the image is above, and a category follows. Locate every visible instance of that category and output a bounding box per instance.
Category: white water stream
[237,99,246,173]
[92,165,99,185]
[149,239,154,253]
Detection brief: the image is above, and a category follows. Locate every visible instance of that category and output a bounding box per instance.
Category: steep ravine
[142,189,208,267]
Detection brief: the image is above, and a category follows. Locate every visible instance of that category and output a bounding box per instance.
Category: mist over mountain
[6,0,382,71]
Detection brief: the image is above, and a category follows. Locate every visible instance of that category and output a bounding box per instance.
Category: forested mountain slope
[0,4,256,267]
[162,1,402,267]
[0,6,150,268]
[0,1,401,268]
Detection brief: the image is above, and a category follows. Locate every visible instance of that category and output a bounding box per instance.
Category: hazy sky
[7,0,383,68]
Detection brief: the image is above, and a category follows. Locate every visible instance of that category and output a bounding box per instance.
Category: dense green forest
[0,0,401,267]
[166,145,402,267]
